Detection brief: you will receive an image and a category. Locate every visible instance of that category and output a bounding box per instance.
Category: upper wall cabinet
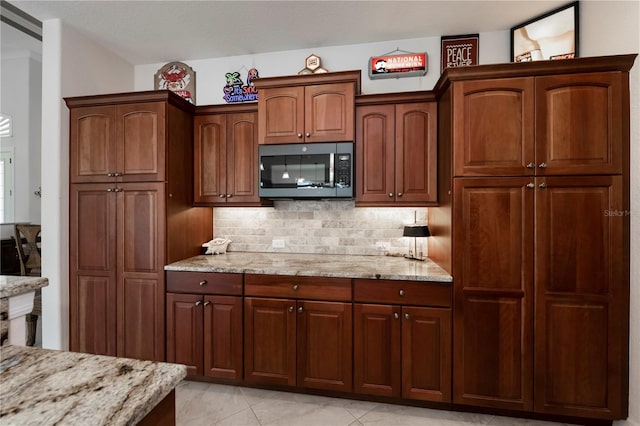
[69,100,167,183]
[254,71,361,144]
[451,71,624,177]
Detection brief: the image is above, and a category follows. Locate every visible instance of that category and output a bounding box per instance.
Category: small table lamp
[403,225,430,261]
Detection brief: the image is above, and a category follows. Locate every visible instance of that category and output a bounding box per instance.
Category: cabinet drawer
[166,271,242,295]
[245,274,351,301]
[353,279,451,307]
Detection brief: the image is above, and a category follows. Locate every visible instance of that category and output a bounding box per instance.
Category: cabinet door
[355,105,396,204]
[453,178,534,411]
[204,295,243,381]
[69,106,117,183]
[69,184,117,355]
[395,102,438,204]
[402,307,451,402]
[452,78,535,177]
[259,86,305,144]
[244,297,296,386]
[226,112,260,203]
[304,82,355,143]
[117,182,166,362]
[297,301,353,392]
[116,103,166,182]
[535,72,623,175]
[194,114,227,203]
[534,176,626,419]
[353,303,401,397]
[166,293,203,377]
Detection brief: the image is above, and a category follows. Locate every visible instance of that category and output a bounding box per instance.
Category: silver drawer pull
[404,313,410,320]
[288,306,294,313]
[203,301,210,306]
[394,312,399,320]
[399,289,405,297]
[195,300,202,306]
[298,306,303,313]
[199,280,207,286]
[292,284,299,291]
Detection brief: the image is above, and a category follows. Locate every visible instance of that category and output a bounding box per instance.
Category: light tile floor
[176,381,572,426]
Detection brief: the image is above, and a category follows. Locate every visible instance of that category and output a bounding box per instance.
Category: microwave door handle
[329,153,335,187]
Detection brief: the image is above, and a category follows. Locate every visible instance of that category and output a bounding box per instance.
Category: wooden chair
[13,224,42,346]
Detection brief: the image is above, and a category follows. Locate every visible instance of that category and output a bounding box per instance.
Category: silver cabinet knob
[393,312,399,320]
[526,183,535,188]
[195,300,203,306]
[298,306,303,313]
[113,172,123,177]
[526,162,535,169]
[226,194,232,198]
[203,301,210,306]
[397,192,403,197]
[539,182,547,189]
[292,284,299,291]
[399,289,405,297]
[199,280,207,286]
[288,306,294,313]
[113,188,122,192]
[219,194,226,198]
[107,172,116,177]
[297,133,303,138]
[388,193,394,197]
[305,132,311,138]
[106,188,114,192]
[538,162,548,168]
[404,313,410,320]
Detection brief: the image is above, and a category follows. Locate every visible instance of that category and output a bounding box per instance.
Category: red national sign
[369,52,428,79]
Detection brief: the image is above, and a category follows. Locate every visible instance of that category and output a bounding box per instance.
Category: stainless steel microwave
[259,142,353,198]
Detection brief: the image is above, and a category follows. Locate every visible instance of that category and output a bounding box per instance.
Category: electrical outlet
[272,239,285,248]
[375,241,390,251]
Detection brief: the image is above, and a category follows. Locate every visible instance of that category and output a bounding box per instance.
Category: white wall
[41,1,638,424]
[40,19,134,351]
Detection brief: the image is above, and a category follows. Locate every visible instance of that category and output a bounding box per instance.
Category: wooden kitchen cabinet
[194,105,265,205]
[353,279,451,402]
[452,72,624,177]
[254,71,360,144]
[355,93,437,206]
[430,55,635,421]
[69,100,166,183]
[244,274,353,392]
[67,91,212,362]
[166,271,243,380]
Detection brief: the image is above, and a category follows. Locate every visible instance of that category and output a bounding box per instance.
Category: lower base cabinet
[354,304,451,402]
[165,272,243,381]
[244,297,353,392]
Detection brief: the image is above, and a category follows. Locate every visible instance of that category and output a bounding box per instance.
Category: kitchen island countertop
[165,252,452,282]
[0,345,186,425]
[0,275,48,298]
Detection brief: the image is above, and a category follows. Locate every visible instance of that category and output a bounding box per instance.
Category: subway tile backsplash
[213,200,428,256]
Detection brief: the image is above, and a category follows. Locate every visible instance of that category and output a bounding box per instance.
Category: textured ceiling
[8,0,570,65]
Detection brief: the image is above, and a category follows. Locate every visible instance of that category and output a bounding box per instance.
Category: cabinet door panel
[70,184,117,355]
[204,295,243,381]
[70,106,116,183]
[535,176,626,419]
[166,293,203,376]
[297,301,352,392]
[395,102,438,203]
[355,105,395,203]
[117,103,166,181]
[353,303,401,397]
[453,178,534,411]
[453,78,535,177]
[244,298,296,386]
[536,72,623,175]
[259,87,305,144]
[194,114,227,203]
[227,112,260,203]
[305,83,355,143]
[117,183,166,362]
[402,307,451,402]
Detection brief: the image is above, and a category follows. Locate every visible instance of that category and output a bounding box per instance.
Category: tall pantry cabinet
[429,55,635,421]
[66,91,212,362]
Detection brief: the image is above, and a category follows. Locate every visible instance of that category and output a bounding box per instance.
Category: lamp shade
[403,225,431,238]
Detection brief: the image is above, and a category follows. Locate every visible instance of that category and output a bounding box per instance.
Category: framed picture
[441,34,479,73]
[511,1,579,62]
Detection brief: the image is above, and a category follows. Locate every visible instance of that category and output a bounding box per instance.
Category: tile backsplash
[213,200,428,256]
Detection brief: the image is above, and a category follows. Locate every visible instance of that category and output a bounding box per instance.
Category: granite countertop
[0,345,186,425]
[165,252,452,282]
[0,275,48,298]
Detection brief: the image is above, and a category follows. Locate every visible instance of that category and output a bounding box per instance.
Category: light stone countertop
[0,345,186,425]
[0,275,48,298]
[165,252,452,282]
